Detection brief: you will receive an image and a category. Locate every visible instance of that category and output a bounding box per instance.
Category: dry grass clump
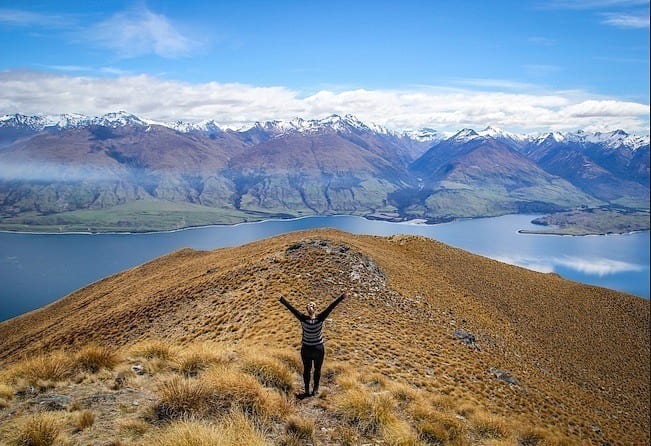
[73,409,96,432]
[5,351,73,388]
[202,365,289,421]
[470,410,509,440]
[0,382,13,399]
[146,412,268,446]
[381,418,420,446]
[154,375,212,420]
[130,340,177,361]
[415,411,467,445]
[6,412,65,446]
[75,344,120,373]
[240,351,294,394]
[514,426,573,446]
[268,348,303,374]
[118,418,151,439]
[175,343,231,377]
[283,414,315,443]
[334,387,397,436]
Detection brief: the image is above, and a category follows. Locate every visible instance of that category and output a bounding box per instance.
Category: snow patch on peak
[451,128,480,142]
[92,111,146,128]
[402,128,444,143]
[478,125,527,142]
[165,119,222,133]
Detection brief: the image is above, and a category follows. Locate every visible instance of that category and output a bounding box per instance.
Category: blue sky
[0,0,649,133]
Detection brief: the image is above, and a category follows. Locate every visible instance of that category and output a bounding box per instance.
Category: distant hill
[0,229,648,444]
[0,112,648,232]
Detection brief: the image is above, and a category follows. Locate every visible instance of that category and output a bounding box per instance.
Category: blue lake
[0,214,649,321]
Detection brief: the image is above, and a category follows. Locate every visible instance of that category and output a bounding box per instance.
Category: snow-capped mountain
[2,111,648,151]
[235,114,397,137]
[0,111,147,131]
[0,111,648,228]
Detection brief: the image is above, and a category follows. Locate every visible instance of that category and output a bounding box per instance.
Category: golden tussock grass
[381,418,421,446]
[145,413,268,446]
[73,409,96,432]
[334,388,397,436]
[118,418,151,439]
[154,375,213,420]
[5,350,73,387]
[175,342,233,377]
[282,414,315,443]
[239,350,295,394]
[6,412,66,446]
[0,382,13,400]
[470,410,510,440]
[129,340,177,361]
[201,365,290,422]
[75,344,120,373]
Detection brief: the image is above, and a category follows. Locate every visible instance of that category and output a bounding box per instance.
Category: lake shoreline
[2,214,649,237]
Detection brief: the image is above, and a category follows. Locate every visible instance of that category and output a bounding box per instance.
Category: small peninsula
[520,208,650,236]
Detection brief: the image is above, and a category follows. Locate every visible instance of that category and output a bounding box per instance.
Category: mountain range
[0,112,648,231]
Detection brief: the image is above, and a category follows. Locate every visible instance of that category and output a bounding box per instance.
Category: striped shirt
[301,318,325,346]
[280,294,345,346]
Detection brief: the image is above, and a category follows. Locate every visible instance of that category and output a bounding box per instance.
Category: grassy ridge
[0,229,648,444]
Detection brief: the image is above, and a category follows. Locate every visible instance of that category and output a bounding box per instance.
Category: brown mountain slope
[0,229,648,444]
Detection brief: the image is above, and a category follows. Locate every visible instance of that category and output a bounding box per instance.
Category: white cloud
[87,8,195,58]
[0,70,648,133]
[601,12,650,27]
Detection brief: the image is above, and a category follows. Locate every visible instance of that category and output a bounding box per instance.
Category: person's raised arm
[318,292,346,320]
[279,295,305,320]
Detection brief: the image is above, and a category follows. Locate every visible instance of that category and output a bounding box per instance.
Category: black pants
[300,344,324,394]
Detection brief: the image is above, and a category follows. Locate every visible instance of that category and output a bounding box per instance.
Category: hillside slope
[0,229,648,444]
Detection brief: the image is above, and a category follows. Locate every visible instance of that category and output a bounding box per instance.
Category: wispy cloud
[541,0,650,28]
[0,71,648,133]
[87,8,196,58]
[542,0,649,9]
[601,11,650,27]
[0,8,74,28]
[1,7,199,59]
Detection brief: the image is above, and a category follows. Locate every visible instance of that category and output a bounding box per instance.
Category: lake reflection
[0,214,648,321]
